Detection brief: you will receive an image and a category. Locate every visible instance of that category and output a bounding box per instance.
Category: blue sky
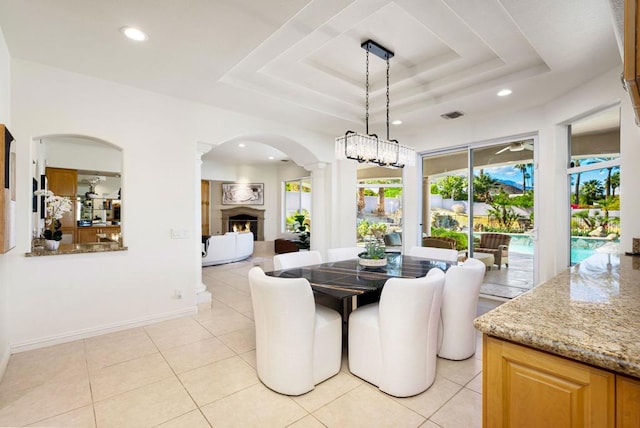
[480,163,618,193]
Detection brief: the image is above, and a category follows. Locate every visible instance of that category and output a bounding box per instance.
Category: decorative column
[196,142,213,309]
[305,162,328,256]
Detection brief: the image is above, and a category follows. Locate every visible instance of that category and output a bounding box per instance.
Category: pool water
[479,233,619,264]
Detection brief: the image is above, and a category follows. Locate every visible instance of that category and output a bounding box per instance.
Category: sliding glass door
[422,149,469,252]
[422,139,536,298]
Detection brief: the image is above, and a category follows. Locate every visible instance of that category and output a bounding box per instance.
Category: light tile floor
[0,244,500,427]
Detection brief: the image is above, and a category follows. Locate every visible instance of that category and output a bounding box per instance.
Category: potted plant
[34,189,72,250]
[358,237,387,267]
[292,211,310,250]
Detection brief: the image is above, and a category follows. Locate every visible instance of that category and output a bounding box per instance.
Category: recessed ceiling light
[120,26,148,41]
[238,143,246,148]
[497,89,512,97]
[392,120,402,125]
[268,156,274,160]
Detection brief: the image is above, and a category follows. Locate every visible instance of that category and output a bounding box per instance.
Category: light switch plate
[170,229,190,239]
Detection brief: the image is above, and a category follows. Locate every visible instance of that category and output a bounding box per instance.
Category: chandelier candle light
[335,39,415,168]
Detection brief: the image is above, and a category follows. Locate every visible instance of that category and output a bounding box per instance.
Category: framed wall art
[1,125,16,253]
[222,183,264,205]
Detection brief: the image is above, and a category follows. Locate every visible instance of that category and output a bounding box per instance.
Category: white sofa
[202,232,254,266]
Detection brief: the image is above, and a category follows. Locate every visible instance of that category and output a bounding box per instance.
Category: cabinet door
[45,167,77,231]
[617,375,640,427]
[46,167,77,196]
[201,180,210,235]
[77,228,97,243]
[484,335,615,428]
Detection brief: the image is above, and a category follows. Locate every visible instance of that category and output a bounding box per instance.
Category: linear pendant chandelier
[335,39,415,168]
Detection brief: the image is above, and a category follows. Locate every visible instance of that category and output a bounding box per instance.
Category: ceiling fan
[495,141,534,154]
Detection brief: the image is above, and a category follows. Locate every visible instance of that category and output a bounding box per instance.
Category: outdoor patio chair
[422,236,456,250]
[475,233,511,269]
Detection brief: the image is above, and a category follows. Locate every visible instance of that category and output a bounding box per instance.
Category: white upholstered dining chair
[348,268,445,397]
[273,250,322,270]
[326,246,363,262]
[408,245,459,264]
[248,267,342,395]
[437,257,486,360]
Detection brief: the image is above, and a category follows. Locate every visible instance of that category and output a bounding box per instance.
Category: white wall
[6,59,332,351]
[0,26,11,378]
[43,136,122,173]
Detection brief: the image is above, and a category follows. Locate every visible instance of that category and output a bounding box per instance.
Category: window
[356,177,403,244]
[568,107,620,265]
[283,178,311,233]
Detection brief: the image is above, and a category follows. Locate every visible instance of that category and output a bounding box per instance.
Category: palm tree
[376,187,386,215]
[596,197,617,233]
[609,171,620,196]
[580,179,604,205]
[514,163,530,192]
[357,188,365,213]
[605,167,620,197]
[473,173,498,202]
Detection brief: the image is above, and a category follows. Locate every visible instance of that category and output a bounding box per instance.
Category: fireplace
[229,214,257,238]
[221,207,265,241]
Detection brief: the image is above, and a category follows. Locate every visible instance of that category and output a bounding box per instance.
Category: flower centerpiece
[358,237,387,268]
[34,190,72,249]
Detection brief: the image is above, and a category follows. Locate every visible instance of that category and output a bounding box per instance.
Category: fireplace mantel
[221,207,265,240]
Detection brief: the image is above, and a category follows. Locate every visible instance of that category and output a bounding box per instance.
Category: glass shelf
[79,197,121,222]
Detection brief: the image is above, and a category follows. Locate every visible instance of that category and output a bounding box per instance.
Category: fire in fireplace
[231,221,252,233]
[229,214,257,240]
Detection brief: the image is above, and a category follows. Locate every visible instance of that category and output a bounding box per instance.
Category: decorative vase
[44,239,60,251]
[358,257,387,268]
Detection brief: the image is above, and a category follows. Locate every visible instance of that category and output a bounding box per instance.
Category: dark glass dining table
[266,253,453,320]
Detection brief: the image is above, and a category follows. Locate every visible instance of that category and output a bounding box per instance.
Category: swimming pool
[476,233,619,264]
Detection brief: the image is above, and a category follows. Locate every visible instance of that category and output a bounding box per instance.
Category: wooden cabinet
[77,226,121,243]
[484,335,615,427]
[45,167,77,242]
[617,375,640,427]
[201,180,210,235]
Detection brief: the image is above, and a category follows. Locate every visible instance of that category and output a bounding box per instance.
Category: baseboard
[11,307,197,353]
[0,344,10,382]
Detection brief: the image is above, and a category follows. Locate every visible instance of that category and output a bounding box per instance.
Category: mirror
[33,135,123,246]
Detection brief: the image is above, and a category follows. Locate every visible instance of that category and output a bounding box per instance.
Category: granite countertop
[474,253,640,378]
[26,242,128,257]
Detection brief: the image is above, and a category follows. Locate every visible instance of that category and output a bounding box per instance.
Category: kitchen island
[474,253,640,427]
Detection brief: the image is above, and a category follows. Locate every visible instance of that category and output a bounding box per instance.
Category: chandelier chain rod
[365,48,370,135]
[386,56,390,141]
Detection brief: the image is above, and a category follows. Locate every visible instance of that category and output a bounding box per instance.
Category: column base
[196,289,212,312]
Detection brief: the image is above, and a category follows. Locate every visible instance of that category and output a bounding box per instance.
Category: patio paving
[479,252,533,300]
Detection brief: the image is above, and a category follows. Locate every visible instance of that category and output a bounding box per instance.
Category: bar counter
[474,253,640,378]
[26,241,127,257]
